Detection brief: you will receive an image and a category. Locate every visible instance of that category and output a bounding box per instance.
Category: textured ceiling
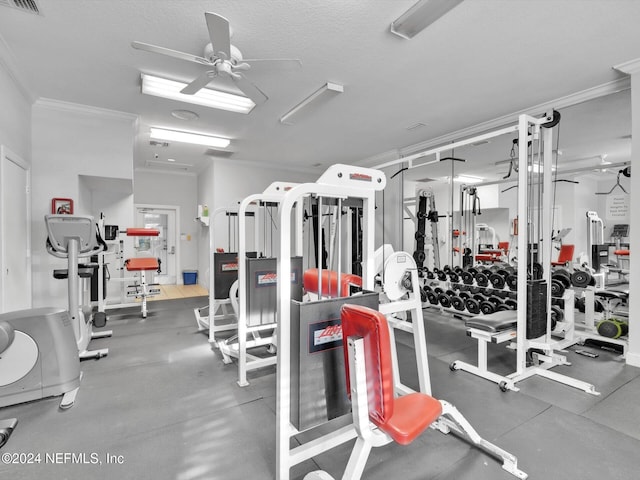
[0,0,636,178]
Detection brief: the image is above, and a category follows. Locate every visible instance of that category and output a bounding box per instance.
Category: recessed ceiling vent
[149,140,170,147]
[0,0,41,15]
[145,159,191,171]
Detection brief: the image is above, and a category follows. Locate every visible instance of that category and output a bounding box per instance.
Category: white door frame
[134,203,181,284]
[0,145,32,312]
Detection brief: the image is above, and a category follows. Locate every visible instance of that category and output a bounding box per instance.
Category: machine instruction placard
[606,194,629,221]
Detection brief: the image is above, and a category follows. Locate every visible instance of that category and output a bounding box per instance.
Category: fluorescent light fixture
[280,82,344,125]
[149,127,230,148]
[391,0,464,39]
[141,74,255,114]
[453,175,483,184]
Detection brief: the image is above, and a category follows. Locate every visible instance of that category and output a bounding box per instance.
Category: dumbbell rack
[420,265,520,318]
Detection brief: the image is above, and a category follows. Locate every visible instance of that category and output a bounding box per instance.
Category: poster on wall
[606,194,629,221]
[51,198,74,214]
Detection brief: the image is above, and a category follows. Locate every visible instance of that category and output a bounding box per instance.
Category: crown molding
[34,98,138,123]
[613,58,640,75]
[358,77,631,168]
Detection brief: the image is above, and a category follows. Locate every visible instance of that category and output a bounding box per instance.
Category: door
[135,205,178,284]
[0,146,31,312]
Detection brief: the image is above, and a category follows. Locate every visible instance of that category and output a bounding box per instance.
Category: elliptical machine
[45,215,111,360]
[0,310,81,409]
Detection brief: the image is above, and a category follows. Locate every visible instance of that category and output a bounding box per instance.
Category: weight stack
[527,279,547,339]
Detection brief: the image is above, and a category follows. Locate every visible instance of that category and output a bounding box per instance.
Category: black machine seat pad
[465,310,517,333]
[595,290,627,300]
[53,266,96,279]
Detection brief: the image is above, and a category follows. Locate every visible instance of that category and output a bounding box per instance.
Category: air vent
[145,159,192,171]
[0,0,41,15]
[204,148,234,159]
[415,177,435,183]
[149,140,170,147]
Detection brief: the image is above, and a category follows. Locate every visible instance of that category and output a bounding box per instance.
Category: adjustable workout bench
[124,228,161,318]
[304,305,527,480]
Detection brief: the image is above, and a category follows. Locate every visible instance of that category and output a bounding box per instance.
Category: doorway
[0,146,31,313]
[135,205,179,285]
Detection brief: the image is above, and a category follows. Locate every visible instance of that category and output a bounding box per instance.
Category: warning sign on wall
[606,194,629,220]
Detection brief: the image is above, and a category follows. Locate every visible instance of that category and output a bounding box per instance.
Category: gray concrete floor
[1,298,639,480]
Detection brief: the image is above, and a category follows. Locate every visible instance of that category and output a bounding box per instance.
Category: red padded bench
[125,257,159,272]
[303,304,526,480]
[121,228,162,318]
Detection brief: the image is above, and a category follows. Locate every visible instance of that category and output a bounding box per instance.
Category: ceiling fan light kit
[141,74,255,114]
[390,0,464,39]
[279,82,344,125]
[149,127,230,149]
[133,12,299,108]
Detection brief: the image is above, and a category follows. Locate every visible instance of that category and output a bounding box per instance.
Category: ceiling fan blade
[242,58,302,67]
[231,73,268,105]
[180,71,215,95]
[205,12,231,59]
[131,41,211,66]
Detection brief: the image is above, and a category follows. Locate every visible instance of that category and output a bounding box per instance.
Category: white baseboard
[626,351,640,368]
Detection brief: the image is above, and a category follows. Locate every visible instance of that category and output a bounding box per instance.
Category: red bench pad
[126,228,160,237]
[614,250,630,256]
[341,304,442,445]
[126,257,159,271]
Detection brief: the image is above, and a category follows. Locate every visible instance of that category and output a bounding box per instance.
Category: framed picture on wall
[51,198,74,214]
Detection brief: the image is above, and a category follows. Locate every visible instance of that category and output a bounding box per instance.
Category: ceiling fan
[132,12,300,105]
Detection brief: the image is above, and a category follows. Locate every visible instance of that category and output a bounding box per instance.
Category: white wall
[0,49,32,311]
[31,100,136,308]
[197,164,214,289]
[134,170,199,277]
[0,51,31,160]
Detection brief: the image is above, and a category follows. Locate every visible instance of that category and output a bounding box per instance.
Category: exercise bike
[45,214,112,360]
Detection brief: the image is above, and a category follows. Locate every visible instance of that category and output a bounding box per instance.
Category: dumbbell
[575,297,605,313]
[596,318,628,339]
[489,271,507,289]
[571,269,595,288]
[475,272,489,287]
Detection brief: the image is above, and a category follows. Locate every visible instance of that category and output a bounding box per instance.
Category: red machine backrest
[340,304,394,427]
[557,244,575,264]
[498,241,509,252]
[303,269,362,298]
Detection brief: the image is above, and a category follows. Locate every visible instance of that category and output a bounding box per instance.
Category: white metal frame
[276,165,385,480]
[379,114,599,395]
[218,182,301,387]
[96,227,161,315]
[196,206,259,344]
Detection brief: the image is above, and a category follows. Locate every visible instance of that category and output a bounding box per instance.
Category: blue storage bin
[183,270,198,285]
